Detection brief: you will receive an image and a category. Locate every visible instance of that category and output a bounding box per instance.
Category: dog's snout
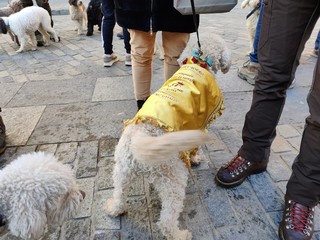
[80,190,86,200]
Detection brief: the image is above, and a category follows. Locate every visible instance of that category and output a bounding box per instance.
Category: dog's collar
[182,49,213,70]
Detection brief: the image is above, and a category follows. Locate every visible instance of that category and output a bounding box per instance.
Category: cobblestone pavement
[0,1,320,239]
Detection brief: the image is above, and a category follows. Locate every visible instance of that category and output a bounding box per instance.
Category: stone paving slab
[1,3,320,240]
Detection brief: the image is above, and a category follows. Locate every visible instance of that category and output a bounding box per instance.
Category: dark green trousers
[238,0,320,206]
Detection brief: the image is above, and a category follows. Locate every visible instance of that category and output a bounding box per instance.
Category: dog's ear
[0,18,8,34]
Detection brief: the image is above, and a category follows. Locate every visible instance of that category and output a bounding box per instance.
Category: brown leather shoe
[279,197,314,240]
[215,155,268,188]
[0,108,6,155]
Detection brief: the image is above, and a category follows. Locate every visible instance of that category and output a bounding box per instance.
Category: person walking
[101,0,131,67]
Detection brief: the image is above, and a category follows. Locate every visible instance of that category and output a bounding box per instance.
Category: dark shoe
[215,155,268,188]
[279,196,314,240]
[0,109,6,155]
[116,32,124,39]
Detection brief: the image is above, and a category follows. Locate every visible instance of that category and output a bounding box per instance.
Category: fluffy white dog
[105,34,231,240]
[0,152,85,239]
[241,0,260,54]
[69,0,87,35]
[0,6,60,53]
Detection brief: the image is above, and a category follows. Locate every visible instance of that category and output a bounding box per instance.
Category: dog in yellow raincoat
[105,33,231,240]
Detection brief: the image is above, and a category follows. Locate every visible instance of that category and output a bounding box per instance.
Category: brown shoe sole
[215,167,267,188]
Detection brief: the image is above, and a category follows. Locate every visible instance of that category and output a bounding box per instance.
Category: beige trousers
[128,29,190,100]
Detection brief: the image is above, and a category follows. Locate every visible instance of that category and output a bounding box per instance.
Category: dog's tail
[131,130,211,166]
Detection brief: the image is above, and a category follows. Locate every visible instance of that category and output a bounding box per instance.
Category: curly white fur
[178,33,231,74]
[241,0,260,54]
[0,6,60,53]
[0,152,84,240]
[105,34,230,240]
[69,0,87,35]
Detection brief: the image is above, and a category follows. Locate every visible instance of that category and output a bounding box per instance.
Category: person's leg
[123,28,131,66]
[161,32,189,80]
[314,30,320,55]
[216,0,319,187]
[101,0,118,66]
[128,29,155,109]
[280,35,320,239]
[238,1,265,84]
[35,0,53,26]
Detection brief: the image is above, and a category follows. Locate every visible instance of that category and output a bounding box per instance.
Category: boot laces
[286,201,314,236]
[225,156,249,175]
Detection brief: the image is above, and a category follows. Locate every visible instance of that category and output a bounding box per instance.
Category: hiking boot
[238,60,260,85]
[0,109,6,155]
[279,196,314,240]
[103,53,118,67]
[215,155,268,188]
[125,53,132,66]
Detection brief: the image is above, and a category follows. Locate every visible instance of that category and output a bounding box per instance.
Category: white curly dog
[0,6,60,53]
[0,152,85,239]
[105,33,231,240]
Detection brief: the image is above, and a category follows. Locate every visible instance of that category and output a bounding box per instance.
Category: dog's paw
[16,48,23,53]
[104,198,127,216]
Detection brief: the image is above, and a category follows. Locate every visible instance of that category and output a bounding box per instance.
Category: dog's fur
[241,0,260,54]
[69,0,88,35]
[0,6,60,53]
[105,34,231,240]
[0,152,85,239]
[86,0,102,36]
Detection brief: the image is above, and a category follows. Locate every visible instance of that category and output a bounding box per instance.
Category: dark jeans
[249,0,265,63]
[101,0,130,54]
[238,0,320,206]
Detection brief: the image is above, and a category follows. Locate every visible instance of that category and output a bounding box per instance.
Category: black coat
[114,0,199,33]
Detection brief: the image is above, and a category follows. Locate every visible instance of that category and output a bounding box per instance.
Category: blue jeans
[315,30,320,50]
[249,0,265,63]
[101,0,131,54]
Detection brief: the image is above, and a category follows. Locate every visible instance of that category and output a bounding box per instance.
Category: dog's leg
[38,25,51,46]
[16,37,28,53]
[153,161,192,240]
[104,129,134,216]
[29,34,37,50]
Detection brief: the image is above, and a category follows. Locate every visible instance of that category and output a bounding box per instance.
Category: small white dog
[0,6,60,53]
[241,0,260,54]
[69,0,87,35]
[105,34,231,240]
[0,152,85,239]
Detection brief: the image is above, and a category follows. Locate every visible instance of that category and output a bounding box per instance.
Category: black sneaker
[0,108,6,155]
[279,196,314,240]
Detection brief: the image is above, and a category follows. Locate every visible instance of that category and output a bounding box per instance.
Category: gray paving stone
[75,141,98,178]
[99,138,118,158]
[60,218,91,240]
[277,124,301,138]
[248,173,284,212]
[55,142,78,164]
[1,106,45,146]
[271,135,293,153]
[75,177,95,218]
[37,144,58,154]
[92,190,121,230]
[267,154,292,182]
[195,170,237,228]
[92,231,120,240]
